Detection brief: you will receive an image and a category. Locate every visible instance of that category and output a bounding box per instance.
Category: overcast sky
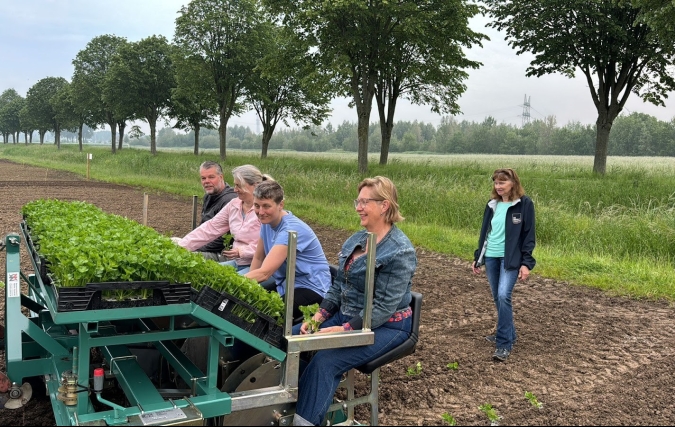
[1,0,672,134]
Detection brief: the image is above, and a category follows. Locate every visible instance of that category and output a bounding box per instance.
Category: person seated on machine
[293,176,417,426]
[174,165,272,274]
[244,180,332,320]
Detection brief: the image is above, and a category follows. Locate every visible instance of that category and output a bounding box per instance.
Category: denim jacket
[320,225,417,329]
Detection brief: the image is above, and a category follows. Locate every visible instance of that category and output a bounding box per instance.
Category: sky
[1,0,673,134]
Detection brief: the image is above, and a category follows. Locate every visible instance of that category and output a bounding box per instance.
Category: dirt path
[1,159,673,425]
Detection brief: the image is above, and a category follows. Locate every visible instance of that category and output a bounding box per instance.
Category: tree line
[1,0,674,173]
[114,112,671,157]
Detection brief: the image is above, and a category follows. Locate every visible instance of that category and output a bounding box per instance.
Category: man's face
[200,166,225,195]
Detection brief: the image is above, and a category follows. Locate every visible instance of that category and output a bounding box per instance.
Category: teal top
[486,201,511,257]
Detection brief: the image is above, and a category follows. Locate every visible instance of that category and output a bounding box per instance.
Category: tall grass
[2,144,675,301]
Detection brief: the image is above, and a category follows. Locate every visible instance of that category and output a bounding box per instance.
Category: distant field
[1,143,674,301]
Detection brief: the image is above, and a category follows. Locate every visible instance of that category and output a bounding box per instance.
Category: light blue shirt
[259,212,331,297]
[486,201,511,257]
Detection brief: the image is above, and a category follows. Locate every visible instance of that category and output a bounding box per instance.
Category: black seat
[356,291,423,374]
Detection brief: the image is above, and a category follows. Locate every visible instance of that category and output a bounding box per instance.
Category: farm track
[1,159,674,426]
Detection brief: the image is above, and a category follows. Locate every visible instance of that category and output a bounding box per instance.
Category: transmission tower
[521,94,531,127]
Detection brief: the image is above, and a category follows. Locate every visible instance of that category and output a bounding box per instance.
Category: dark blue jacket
[474,195,536,271]
[197,184,236,253]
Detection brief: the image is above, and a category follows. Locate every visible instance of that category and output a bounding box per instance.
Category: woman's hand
[222,247,239,259]
[518,265,530,281]
[471,261,482,275]
[300,313,325,334]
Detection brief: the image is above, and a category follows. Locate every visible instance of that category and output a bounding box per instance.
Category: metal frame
[3,229,379,426]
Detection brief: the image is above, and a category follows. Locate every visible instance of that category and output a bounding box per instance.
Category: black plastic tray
[210,289,284,348]
[54,281,192,312]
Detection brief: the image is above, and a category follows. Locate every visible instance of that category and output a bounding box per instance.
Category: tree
[25,77,68,146]
[104,35,176,155]
[266,1,392,172]
[374,0,485,165]
[0,89,23,143]
[72,34,128,154]
[170,49,218,155]
[485,0,675,174]
[174,0,263,160]
[247,22,331,158]
[51,83,80,150]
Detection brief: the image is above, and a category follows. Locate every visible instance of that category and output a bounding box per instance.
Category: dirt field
[1,158,674,426]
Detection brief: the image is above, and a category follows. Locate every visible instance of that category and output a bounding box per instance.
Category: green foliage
[478,403,501,424]
[446,361,459,370]
[406,361,423,376]
[441,412,457,426]
[299,303,320,333]
[22,199,284,321]
[525,391,543,409]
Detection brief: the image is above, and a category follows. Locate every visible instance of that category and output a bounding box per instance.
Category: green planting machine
[2,225,421,426]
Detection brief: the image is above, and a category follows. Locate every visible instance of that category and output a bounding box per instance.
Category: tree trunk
[118,121,126,151]
[150,121,157,155]
[218,107,229,161]
[11,133,15,143]
[55,125,61,149]
[593,107,620,175]
[193,123,200,155]
[261,124,275,159]
[376,92,397,165]
[39,130,46,144]
[24,131,28,145]
[108,121,117,154]
[78,123,84,152]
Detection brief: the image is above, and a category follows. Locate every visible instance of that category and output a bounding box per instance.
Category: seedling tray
[211,290,284,348]
[54,281,192,312]
[192,285,223,312]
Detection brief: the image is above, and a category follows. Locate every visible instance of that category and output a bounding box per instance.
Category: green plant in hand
[406,361,423,376]
[441,412,457,426]
[525,391,543,408]
[479,403,501,425]
[299,303,321,333]
[446,361,459,370]
[222,234,234,250]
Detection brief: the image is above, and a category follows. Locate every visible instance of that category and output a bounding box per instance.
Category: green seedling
[479,403,501,426]
[525,391,543,408]
[406,361,423,376]
[441,412,457,426]
[222,234,234,250]
[446,361,459,370]
[299,303,321,333]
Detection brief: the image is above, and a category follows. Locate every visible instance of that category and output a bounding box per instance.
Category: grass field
[2,143,674,301]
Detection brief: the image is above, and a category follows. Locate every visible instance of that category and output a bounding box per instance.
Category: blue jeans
[485,257,518,350]
[292,312,412,425]
[219,260,250,275]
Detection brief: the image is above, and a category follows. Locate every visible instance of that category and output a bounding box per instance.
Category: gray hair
[231,164,274,193]
[199,161,223,175]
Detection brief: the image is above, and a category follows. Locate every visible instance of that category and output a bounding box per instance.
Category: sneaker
[493,348,510,362]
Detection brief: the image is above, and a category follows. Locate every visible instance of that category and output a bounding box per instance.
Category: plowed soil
[1,158,674,426]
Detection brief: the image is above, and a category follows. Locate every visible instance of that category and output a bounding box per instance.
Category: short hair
[231,165,274,193]
[199,161,223,176]
[490,168,525,201]
[358,176,404,224]
[253,180,284,204]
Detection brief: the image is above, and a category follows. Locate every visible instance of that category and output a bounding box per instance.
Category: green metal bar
[102,345,166,407]
[189,304,287,362]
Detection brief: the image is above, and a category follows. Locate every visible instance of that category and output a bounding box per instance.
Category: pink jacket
[179,198,260,266]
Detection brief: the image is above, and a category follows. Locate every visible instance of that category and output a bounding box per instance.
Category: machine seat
[356,291,422,374]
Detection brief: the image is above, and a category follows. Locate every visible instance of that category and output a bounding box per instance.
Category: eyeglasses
[353,198,384,208]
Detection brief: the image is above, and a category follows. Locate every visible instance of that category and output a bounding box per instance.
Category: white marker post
[86,153,92,180]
